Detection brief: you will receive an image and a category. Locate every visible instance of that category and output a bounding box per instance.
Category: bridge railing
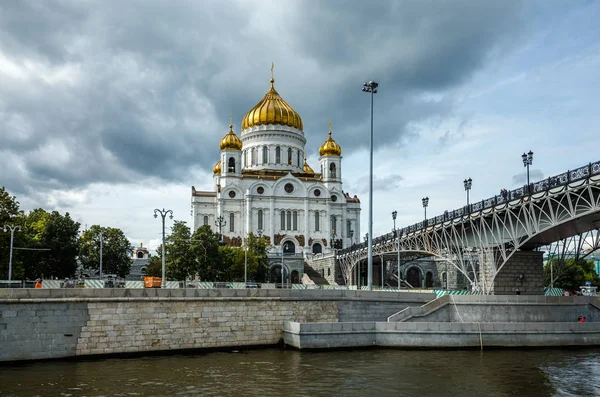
[338,160,600,256]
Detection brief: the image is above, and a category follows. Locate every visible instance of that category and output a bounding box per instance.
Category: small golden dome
[241,78,303,131]
[319,131,342,156]
[303,158,314,174]
[213,160,221,174]
[220,124,243,151]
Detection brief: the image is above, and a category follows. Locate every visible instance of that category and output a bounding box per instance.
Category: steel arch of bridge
[337,161,600,294]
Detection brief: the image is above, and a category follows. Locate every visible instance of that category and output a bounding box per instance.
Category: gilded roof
[220,124,243,151]
[241,78,303,131]
[303,158,315,174]
[319,131,342,156]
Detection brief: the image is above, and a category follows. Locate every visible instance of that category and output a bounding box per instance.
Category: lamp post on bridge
[3,224,21,283]
[362,80,378,291]
[422,197,429,221]
[522,150,533,193]
[154,208,173,288]
[392,211,401,291]
[464,178,472,207]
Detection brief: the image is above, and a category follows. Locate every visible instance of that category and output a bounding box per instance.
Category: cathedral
[191,73,361,282]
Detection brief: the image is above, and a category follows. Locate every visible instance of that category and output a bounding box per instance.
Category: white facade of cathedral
[191,76,361,258]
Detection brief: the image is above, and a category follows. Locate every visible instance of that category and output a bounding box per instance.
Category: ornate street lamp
[362,80,378,291]
[215,215,227,245]
[522,150,533,192]
[2,224,21,283]
[154,208,173,288]
[464,177,473,207]
[422,197,429,221]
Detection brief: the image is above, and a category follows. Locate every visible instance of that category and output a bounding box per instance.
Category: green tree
[246,233,269,282]
[544,257,600,290]
[144,254,163,277]
[190,225,222,281]
[79,225,132,278]
[23,209,80,279]
[166,221,196,281]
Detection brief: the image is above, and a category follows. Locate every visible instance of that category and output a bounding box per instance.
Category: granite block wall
[0,303,88,361]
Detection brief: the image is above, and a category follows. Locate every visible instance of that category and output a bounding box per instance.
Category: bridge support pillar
[492,251,544,295]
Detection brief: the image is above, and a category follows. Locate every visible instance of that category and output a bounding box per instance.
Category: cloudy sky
[1,0,599,252]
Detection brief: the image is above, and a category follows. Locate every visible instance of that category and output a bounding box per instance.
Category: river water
[1,348,599,397]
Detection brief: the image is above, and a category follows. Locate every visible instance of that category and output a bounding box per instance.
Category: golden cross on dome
[271,62,274,79]
[229,112,233,127]
[328,120,332,135]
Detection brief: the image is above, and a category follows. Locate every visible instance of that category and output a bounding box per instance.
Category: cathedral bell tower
[318,123,342,188]
[219,123,243,177]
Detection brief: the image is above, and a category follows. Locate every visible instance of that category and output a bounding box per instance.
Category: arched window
[137,251,144,259]
[329,163,337,178]
[346,220,352,238]
[249,148,254,166]
[228,157,236,173]
[287,148,292,165]
[280,211,285,231]
[253,147,258,165]
[262,146,268,164]
[229,213,235,233]
[276,146,281,163]
[315,211,320,231]
[287,211,292,231]
[292,211,298,231]
[298,150,302,166]
[242,151,246,168]
[258,210,263,230]
[203,216,209,226]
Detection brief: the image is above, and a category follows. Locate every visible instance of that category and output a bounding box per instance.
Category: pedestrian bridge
[337,160,600,293]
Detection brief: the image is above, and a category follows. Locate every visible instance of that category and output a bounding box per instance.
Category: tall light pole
[522,150,533,193]
[464,178,472,207]
[244,234,248,285]
[3,225,21,283]
[422,197,429,221]
[281,241,286,287]
[154,208,173,288]
[362,80,378,291]
[392,211,401,290]
[99,231,103,280]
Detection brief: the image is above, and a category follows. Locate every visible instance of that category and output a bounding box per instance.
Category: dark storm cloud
[0,0,525,200]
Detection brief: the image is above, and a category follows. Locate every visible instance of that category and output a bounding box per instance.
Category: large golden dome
[241,78,303,131]
[319,131,342,156]
[213,160,221,174]
[220,124,243,151]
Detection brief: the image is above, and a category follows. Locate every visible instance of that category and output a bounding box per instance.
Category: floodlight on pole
[361,80,378,291]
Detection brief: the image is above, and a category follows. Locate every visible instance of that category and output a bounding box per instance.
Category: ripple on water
[1,349,600,397]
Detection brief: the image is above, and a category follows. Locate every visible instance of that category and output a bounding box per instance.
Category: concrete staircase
[303,262,329,285]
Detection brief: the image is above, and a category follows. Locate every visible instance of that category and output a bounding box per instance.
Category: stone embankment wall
[284,321,600,349]
[284,295,600,350]
[0,288,434,362]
